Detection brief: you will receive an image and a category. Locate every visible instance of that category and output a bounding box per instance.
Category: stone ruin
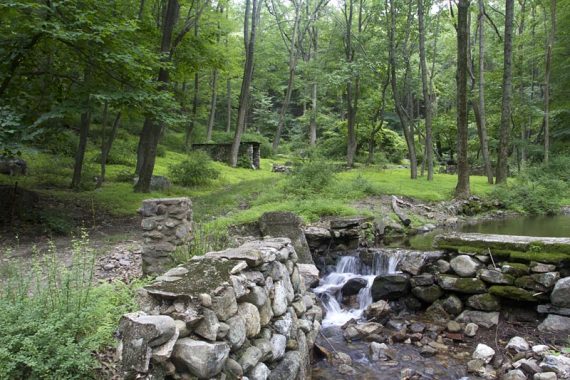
[117,237,322,380]
[140,197,193,275]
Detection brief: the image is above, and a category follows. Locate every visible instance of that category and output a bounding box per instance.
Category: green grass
[2,149,499,230]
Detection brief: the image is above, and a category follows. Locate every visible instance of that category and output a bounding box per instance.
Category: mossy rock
[488,286,540,302]
[501,263,529,277]
[514,276,548,292]
[437,275,487,294]
[509,251,570,264]
[466,293,501,311]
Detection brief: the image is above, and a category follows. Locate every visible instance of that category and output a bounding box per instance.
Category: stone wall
[140,198,193,276]
[364,233,570,333]
[117,238,322,380]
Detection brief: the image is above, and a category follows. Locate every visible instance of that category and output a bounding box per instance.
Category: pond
[392,214,570,250]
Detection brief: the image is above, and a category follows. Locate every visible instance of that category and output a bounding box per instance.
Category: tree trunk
[226,77,232,133]
[272,1,302,152]
[544,0,556,164]
[309,80,317,146]
[71,109,92,190]
[98,111,122,188]
[455,0,471,198]
[135,0,180,192]
[418,0,433,180]
[476,0,493,184]
[496,0,514,184]
[206,69,218,141]
[230,0,262,167]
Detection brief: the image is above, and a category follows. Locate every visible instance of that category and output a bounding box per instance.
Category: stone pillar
[140,197,192,275]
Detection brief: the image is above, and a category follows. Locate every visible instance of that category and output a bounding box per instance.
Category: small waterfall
[313,250,406,327]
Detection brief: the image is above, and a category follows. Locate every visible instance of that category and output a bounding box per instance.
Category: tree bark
[496,0,514,184]
[71,109,92,190]
[476,0,493,184]
[544,0,556,164]
[206,69,218,141]
[272,0,302,152]
[226,77,232,133]
[455,0,471,198]
[418,0,433,180]
[98,110,122,188]
[230,0,262,167]
[186,23,200,149]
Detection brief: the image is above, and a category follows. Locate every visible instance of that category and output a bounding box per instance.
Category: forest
[1,0,570,379]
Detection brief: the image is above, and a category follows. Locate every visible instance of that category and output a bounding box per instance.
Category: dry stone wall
[117,237,322,380]
[140,197,193,275]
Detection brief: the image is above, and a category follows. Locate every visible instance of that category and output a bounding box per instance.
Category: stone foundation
[140,198,193,275]
[117,238,321,379]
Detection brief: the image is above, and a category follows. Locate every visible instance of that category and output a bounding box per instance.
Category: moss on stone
[509,251,570,264]
[488,286,538,302]
[501,262,529,276]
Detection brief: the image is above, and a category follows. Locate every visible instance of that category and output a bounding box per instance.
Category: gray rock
[227,315,247,350]
[211,287,238,321]
[551,277,570,308]
[437,274,487,294]
[239,346,262,373]
[172,338,230,379]
[217,322,230,339]
[194,309,219,341]
[270,334,287,360]
[174,319,190,338]
[231,274,249,298]
[224,358,243,378]
[371,273,410,301]
[238,302,261,338]
[272,281,288,317]
[537,304,570,316]
[467,359,486,374]
[254,338,273,361]
[464,323,479,337]
[530,261,557,273]
[259,212,313,264]
[442,295,464,315]
[240,286,268,307]
[268,351,301,380]
[338,364,357,376]
[503,369,527,380]
[436,259,451,273]
[412,285,443,303]
[450,255,482,277]
[534,373,558,380]
[297,264,320,289]
[411,273,435,287]
[514,358,541,376]
[532,345,551,355]
[456,310,500,328]
[366,300,392,320]
[541,355,570,378]
[370,342,390,361]
[258,298,274,326]
[342,278,368,296]
[538,314,570,333]
[506,336,530,353]
[274,313,293,337]
[466,294,501,311]
[424,301,451,323]
[533,272,560,288]
[472,343,495,363]
[447,320,462,333]
[479,269,515,285]
[249,363,271,380]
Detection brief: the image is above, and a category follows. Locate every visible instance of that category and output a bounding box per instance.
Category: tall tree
[230,0,263,167]
[417,0,433,180]
[544,0,556,163]
[496,0,514,184]
[455,0,471,198]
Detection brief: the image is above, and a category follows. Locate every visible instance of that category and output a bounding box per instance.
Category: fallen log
[391,195,411,227]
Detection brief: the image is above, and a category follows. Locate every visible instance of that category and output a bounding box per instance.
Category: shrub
[493,177,565,215]
[35,128,79,158]
[0,233,142,379]
[169,150,220,187]
[93,138,137,166]
[285,158,337,196]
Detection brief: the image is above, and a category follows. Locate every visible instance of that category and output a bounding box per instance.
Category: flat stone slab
[330,216,374,229]
[434,233,570,252]
[145,258,237,299]
[205,239,290,266]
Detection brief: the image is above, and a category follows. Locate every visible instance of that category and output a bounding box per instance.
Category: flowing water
[313,251,404,327]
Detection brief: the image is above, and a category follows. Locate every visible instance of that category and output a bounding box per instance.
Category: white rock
[464,323,479,337]
[506,336,530,353]
[534,372,558,380]
[249,363,271,380]
[270,334,287,360]
[541,355,570,378]
[532,345,551,355]
[503,369,526,380]
[472,343,495,364]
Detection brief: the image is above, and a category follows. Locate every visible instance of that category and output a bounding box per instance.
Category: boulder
[272,281,289,317]
[530,261,557,273]
[537,304,570,317]
[466,294,501,312]
[298,264,320,289]
[532,272,560,288]
[172,338,230,379]
[502,263,530,277]
[223,358,243,378]
[240,286,268,307]
[270,334,287,360]
[371,273,410,301]
[489,285,540,302]
[442,295,464,315]
[259,212,313,264]
[538,314,570,334]
[239,346,263,373]
[456,310,499,328]
[211,286,239,321]
[342,278,368,297]
[551,277,570,308]
[424,301,450,323]
[450,255,482,277]
[540,355,570,378]
[227,315,247,350]
[411,273,435,287]
[365,300,392,320]
[0,156,27,176]
[194,309,220,341]
[436,259,451,273]
[249,363,271,380]
[412,285,443,303]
